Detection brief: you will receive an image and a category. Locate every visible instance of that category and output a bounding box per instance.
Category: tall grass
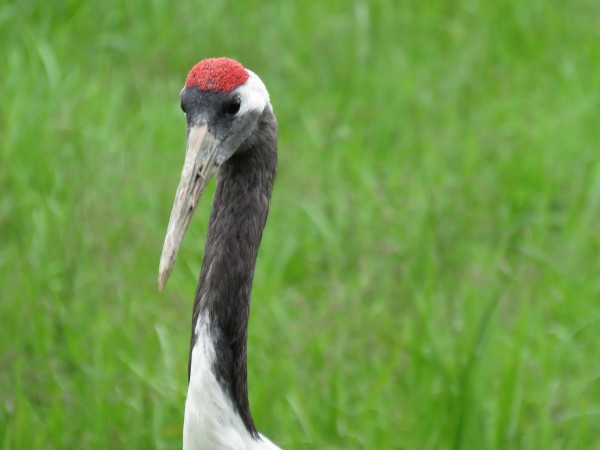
[1,0,599,448]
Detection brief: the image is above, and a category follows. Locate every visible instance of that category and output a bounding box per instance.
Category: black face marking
[187,106,278,438]
[180,88,263,154]
[181,89,238,127]
[180,87,265,171]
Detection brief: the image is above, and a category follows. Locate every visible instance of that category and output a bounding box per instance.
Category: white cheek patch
[236,69,270,116]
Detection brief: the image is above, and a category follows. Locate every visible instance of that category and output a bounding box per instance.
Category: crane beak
[158,124,219,291]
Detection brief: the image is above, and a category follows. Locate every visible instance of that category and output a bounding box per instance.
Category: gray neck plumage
[189,107,277,437]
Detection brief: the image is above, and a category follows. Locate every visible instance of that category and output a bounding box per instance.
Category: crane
[158,58,281,450]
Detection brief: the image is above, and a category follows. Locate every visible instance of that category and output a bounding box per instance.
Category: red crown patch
[185,58,249,92]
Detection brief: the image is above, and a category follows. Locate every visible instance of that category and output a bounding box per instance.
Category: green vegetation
[1,1,599,448]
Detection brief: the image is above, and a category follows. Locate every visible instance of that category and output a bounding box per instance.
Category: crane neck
[189,106,277,437]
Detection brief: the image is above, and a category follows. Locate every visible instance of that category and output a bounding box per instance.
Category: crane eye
[226,98,241,115]
[180,100,186,114]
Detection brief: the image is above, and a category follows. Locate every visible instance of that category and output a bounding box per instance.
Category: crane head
[158,58,271,291]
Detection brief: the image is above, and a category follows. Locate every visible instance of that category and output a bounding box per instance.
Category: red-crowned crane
[158,58,281,450]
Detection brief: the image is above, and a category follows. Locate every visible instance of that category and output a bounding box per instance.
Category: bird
[157,57,281,450]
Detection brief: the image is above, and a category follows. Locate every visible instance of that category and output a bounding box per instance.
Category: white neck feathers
[183,317,281,450]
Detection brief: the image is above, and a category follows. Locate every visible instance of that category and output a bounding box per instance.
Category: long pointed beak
[158,125,219,291]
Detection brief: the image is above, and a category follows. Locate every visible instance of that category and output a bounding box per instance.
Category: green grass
[1,0,599,448]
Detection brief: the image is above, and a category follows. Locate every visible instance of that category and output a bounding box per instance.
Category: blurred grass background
[1,0,599,448]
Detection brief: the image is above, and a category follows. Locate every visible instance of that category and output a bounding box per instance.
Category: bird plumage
[159,58,280,450]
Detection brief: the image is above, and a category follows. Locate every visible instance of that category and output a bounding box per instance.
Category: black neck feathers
[189,107,277,437]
